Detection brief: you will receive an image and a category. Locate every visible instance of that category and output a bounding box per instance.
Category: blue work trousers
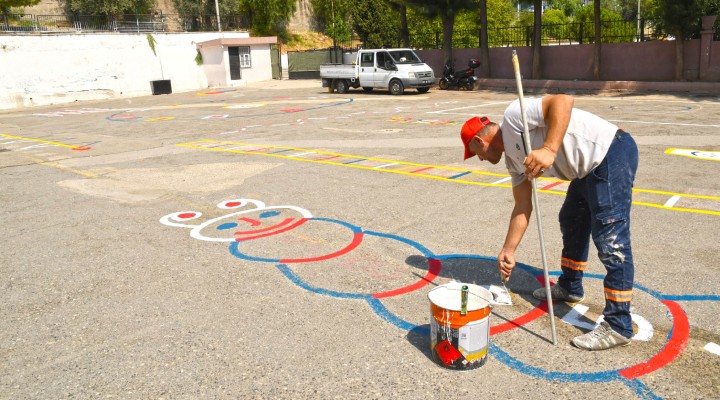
[556,130,639,338]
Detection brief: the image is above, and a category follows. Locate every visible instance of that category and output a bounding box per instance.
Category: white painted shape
[704,342,720,356]
[629,314,654,341]
[565,311,653,341]
[374,162,398,169]
[492,177,513,184]
[664,195,682,207]
[561,304,598,331]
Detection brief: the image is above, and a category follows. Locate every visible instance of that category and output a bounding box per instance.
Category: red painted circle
[177,212,196,219]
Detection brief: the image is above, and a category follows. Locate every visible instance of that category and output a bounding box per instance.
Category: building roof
[196,37,277,48]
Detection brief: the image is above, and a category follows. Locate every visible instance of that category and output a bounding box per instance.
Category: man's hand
[523,146,556,179]
[497,250,516,282]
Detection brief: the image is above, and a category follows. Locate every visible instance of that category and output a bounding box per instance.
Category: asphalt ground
[1,81,719,399]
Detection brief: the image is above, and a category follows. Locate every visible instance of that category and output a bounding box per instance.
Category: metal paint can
[428,282,492,370]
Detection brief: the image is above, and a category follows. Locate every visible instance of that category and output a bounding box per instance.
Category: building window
[239,46,251,68]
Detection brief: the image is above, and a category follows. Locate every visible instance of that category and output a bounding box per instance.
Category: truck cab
[321,48,435,95]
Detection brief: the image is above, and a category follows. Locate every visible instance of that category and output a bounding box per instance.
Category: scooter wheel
[439,79,450,90]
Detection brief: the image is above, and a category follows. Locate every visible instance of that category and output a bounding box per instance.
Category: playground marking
[665,148,720,162]
[705,342,720,356]
[176,140,720,217]
[0,134,92,151]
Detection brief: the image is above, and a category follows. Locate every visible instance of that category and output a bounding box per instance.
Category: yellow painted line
[665,148,720,162]
[31,158,97,178]
[178,140,720,217]
[1,134,90,150]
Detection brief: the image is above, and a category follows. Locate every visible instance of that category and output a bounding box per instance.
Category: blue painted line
[634,281,664,299]
[310,217,363,233]
[367,297,423,332]
[343,159,366,165]
[364,230,435,257]
[449,171,472,179]
[490,342,619,383]
[621,377,664,399]
[276,264,368,300]
[269,149,293,154]
[228,242,281,263]
[661,294,720,301]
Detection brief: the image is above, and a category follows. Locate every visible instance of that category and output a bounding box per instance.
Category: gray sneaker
[532,284,584,303]
[572,321,631,350]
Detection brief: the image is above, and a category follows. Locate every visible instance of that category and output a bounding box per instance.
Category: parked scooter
[438,59,480,91]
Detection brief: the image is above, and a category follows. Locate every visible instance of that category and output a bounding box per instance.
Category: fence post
[640,18,645,41]
[579,23,584,44]
[526,26,531,47]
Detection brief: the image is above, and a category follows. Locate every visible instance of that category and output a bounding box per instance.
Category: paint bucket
[428,282,492,370]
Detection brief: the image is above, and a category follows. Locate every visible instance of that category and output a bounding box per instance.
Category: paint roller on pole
[511,50,558,345]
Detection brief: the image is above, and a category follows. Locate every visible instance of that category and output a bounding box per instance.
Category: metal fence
[2,13,715,44]
[0,13,250,33]
[411,19,666,49]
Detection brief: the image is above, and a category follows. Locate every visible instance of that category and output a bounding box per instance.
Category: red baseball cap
[460,116,491,160]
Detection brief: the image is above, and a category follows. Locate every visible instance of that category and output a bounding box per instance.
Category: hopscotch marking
[178,141,720,217]
[0,134,92,151]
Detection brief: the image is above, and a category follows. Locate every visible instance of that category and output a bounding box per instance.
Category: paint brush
[494,262,513,306]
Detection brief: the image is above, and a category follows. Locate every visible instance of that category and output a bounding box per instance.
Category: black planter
[150,79,172,95]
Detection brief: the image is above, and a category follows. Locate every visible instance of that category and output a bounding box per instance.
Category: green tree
[545,0,584,17]
[388,0,411,47]
[542,8,568,41]
[239,0,296,36]
[64,0,154,16]
[647,0,704,80]
[310,0,352,42]
[405,0,476,65]
[350,0,398,47]
[0,0,40,17]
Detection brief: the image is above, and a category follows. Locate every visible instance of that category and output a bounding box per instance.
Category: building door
[229,46,242,80]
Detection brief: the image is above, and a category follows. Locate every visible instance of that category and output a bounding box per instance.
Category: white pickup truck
[320,48,435,95]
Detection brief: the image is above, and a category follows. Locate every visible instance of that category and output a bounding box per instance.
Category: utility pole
[215,0,221,32]
[636,0,641,42]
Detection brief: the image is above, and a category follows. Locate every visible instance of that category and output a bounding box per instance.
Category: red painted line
[372,258,441,299]
[491,303,549,335]
[619,300,689,379]
[237,217,261,227]
[491,274,553,335]
[315,155,341,161]
[234,218,293,234]
[541,181,564,190]
[409,166,433,174]
[235,218,308,241]
[281,232,364,263]
[72,146,91,151]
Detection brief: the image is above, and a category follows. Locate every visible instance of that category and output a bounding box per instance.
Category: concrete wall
[0,32,275,110]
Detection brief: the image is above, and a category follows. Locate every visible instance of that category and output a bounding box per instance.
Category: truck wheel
[389,79,404,95]
[438,79,449,90]
[334,79,350,94]
[417,87,430,94]
[362,87,373,92]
